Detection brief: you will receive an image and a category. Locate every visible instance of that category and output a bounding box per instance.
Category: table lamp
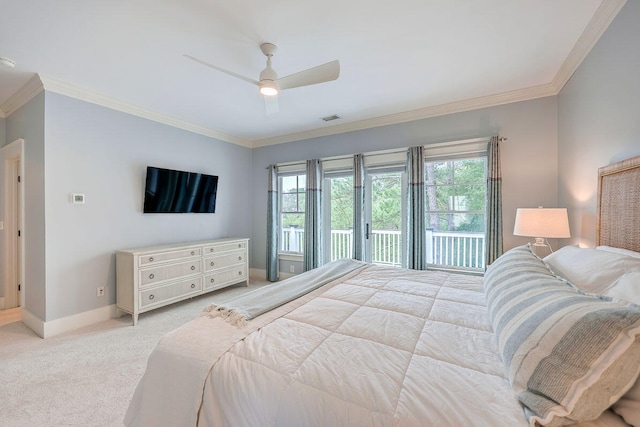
[513,207,570,254]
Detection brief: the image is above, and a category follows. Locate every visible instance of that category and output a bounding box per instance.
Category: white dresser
[116,238,249,325]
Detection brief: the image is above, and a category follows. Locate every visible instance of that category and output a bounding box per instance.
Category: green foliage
[329,176,353,229]
[425,158,487,232]
[370,173,402,230]
[280,158,487,234]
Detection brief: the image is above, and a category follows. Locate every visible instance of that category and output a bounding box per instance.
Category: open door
[2,139,25,310]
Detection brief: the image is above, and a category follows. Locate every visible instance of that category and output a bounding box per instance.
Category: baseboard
[21,308,45,338]
[0,297,4,310]
[21,304,118,339]
[250,268,296,281]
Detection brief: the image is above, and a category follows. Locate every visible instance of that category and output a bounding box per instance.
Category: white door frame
[364,168,407,266]
[3,139,25,310]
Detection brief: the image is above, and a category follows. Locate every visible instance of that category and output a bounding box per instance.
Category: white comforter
[126,263,629,426]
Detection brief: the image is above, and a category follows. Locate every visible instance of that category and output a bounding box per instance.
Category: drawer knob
[149,294,155,300]
[191,283,196,289]
[149,273,155,280]
[210,278,215,283]
[210,261,215,266]
[191,251,195,255]
[238,271,242,276]
[238,244,241,248]
[238,256,242,261]
[210,248,214,252]
[191,265,196,271]
[149,257,154,262]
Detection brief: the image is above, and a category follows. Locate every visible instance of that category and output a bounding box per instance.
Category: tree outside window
[425,157,487,269]
[280,175,305,252]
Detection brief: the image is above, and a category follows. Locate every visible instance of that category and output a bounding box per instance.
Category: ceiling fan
[184,43,340,115]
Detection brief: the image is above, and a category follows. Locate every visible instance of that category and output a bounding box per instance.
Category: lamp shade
[513,208,570,238]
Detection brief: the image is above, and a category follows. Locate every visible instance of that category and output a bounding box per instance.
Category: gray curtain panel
[352,154,366,261]
[304,159,323,271]
[266,165,279,281]
[406,146,427,270]
[486,136,503,266]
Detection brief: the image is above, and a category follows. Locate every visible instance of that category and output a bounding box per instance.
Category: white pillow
[605,272,640,305]
[611,372,640,426]
[596,245,640,259]
[543,245,640,294]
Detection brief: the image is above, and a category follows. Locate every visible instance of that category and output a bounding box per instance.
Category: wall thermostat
[71,193,85,204]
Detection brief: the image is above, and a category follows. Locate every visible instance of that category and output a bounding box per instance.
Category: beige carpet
[0,278,269,427]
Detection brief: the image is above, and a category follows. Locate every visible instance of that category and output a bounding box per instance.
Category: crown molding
[38,75,253,148]
[552,0,627,92]
[252,83,557,147]
[0,74,45,117]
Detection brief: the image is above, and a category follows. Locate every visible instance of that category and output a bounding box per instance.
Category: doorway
[2,138,25,312]
[364,170,406,267]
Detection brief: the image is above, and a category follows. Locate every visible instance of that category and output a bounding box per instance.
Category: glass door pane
[366,171,405,267]
[425,157,487,270]
[323,175,354,262]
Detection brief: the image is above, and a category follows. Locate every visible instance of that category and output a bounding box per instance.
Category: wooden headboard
[596,154,640,252]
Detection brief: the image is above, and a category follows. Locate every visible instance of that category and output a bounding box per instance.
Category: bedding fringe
[202,305,248,328]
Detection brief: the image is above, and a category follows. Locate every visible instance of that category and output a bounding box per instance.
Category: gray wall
[251,96,559,270]
[4,93,47,319]
[3,92,253,322]
[0,116,4,298]
[0,117,6,146]
[42,92,253,321]
[558,0,640,248]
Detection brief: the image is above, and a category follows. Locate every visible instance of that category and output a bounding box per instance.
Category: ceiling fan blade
[276,60,340,91]
[263,94,279,115]
[183,54,258,86]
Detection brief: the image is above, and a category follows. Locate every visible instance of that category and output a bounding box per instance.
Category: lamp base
[531,237,553,256]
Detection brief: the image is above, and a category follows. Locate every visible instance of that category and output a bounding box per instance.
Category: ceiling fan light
[259,80,278,96]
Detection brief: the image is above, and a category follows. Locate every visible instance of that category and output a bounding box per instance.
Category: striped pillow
[484,245,640,427]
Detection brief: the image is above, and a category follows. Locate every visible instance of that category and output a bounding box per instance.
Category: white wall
[558,0,640,248]
[251,96,559,270]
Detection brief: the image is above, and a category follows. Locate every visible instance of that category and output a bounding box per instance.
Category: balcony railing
[281,227,486,270]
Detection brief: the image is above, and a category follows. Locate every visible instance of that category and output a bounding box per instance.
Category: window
[280,174,305,253]
[425,156,487,270]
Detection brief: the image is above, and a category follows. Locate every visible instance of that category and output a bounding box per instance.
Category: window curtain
[304,159,323,271]
[266,165,279,281]
[486,136,503,266]
[406,146,426,270]
[352,154,366,260]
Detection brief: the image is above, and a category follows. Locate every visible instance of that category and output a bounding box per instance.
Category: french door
[364,169,406,267]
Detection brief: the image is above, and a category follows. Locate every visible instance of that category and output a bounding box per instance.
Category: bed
[125,155,640,427]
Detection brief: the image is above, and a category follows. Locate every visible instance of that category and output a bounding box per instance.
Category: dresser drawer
[204,266,247,290]
[139,277,203,308]
[140,260,202,286]
[138,247,201,267]
[203,241,247,255]
[204,251,246,272]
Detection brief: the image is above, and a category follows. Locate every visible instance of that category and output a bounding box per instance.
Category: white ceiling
[0,0,625,147]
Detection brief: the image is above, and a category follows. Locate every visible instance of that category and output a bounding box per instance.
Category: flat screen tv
[143,166,218,213]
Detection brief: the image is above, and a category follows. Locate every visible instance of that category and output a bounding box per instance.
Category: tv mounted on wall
[143,166,218,213]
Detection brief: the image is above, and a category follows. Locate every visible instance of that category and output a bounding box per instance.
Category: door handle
[365,223,370,240]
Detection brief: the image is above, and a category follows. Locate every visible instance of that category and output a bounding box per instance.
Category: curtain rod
[265,135,507,168]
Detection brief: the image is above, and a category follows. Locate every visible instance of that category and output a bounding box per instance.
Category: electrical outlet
[289,265,295,273]
[96,286,105,297]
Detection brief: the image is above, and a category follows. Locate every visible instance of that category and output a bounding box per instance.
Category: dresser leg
[133,313,138,326]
